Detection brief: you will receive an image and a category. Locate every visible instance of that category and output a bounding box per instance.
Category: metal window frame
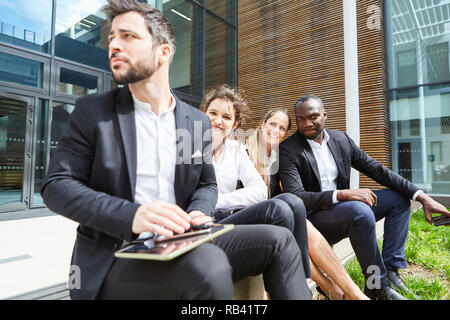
[0,45,51,96]
[53,60,104,100]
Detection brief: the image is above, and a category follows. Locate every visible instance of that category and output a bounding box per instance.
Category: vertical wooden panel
[238,0,346,133]
[238,0,389,191]
[356,0,389,190]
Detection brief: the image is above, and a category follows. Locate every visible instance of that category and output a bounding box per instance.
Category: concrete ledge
[6,282,69,300]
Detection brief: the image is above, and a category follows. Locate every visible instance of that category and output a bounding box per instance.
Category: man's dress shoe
[387,270,421,299]
[364,284,408,300]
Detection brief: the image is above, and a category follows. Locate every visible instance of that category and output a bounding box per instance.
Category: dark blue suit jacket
[41,86,217,299]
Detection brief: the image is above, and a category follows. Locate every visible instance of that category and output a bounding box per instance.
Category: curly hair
[200,85,250,129]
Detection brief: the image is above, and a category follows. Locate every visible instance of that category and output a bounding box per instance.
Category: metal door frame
[0,91,34,213]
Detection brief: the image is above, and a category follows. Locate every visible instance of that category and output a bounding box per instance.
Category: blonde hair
[246,109,291,197]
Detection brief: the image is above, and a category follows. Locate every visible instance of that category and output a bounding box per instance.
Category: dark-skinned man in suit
[278,94,449,300]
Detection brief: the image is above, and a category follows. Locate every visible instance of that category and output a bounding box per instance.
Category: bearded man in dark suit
[41,0,311,300]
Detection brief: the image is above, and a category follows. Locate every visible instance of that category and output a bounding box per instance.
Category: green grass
[344,208,450,300]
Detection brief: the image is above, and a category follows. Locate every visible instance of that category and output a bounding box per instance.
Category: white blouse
[213,139,268,211]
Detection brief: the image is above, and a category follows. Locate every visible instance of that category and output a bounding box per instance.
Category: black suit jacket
[278,129,420,214]
[41,86,217,300]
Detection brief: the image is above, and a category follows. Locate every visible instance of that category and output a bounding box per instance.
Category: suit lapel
[298,133,322,190]
[115,86,137,201]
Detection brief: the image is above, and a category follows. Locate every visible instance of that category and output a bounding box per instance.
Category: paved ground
[0,209,78,299]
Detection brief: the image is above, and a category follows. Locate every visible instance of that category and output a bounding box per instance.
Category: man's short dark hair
[294,94,324,111]
[103,0,176,58]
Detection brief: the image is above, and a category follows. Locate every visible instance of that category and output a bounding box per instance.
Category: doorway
[0,92,34,212]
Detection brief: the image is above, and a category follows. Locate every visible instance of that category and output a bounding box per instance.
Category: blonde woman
[246,108,368,300]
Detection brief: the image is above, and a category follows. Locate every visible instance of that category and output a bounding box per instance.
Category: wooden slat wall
[238,0,346,133]
[238,0,389,190]
[356,0,389,190]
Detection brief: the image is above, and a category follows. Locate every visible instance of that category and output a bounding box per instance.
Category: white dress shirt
[214,139,268,211]
[307,130,340,203]
[133,94,177,206]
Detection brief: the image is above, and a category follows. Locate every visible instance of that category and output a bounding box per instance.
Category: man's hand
[416,193,450,225]
[132,201,192,237]
[189,210,213,227]
[337,189,377,207]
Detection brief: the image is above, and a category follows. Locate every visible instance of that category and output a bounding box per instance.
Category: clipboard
[114,224,234,261]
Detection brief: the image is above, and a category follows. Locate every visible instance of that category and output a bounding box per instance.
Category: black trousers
[99,225,311,300]
[217,194,311,278]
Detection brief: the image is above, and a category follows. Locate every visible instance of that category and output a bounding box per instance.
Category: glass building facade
[0,0,237,213]
[386,0,450,195]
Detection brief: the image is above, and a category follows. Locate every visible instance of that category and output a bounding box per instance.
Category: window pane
[0,0,52,53]
[58,68,98,97]
[55,0,109,70]
[163,0,237,100]
[389,84,450,194]
[387,1,450,196]
[50,102,75,159]
[386,1,450,88]
[205,0,236,24]
[0,51,43,88]
[426,42,450,84]
[205,14,236,89]
[165,0,196,94]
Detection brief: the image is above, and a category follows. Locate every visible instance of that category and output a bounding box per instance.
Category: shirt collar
[132,93,176,115]
[306,129,330,147]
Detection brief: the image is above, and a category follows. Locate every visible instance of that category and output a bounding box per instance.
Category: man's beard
[302,128,323,141]
[111,54,157,84]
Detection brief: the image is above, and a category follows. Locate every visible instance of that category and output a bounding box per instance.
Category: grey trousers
[98,225,312,300]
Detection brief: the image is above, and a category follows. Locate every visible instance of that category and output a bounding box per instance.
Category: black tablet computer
[114,224,234,261]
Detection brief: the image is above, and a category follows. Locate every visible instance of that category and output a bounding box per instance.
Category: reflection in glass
[33,99,49,206]
[165,0,196,94]
[55,0,109,70]
[0,51,43,88]
[59,68,98,97]
[162,0,237,99]
[205,13,235,89]
[387,0,450,196]
[426,42,450,84]
[50,102,75,160]
[205,0,236,23]
[0,0,52,53]
[0,96,26,206]
[389,85,450,193]
[387,0,450,88]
